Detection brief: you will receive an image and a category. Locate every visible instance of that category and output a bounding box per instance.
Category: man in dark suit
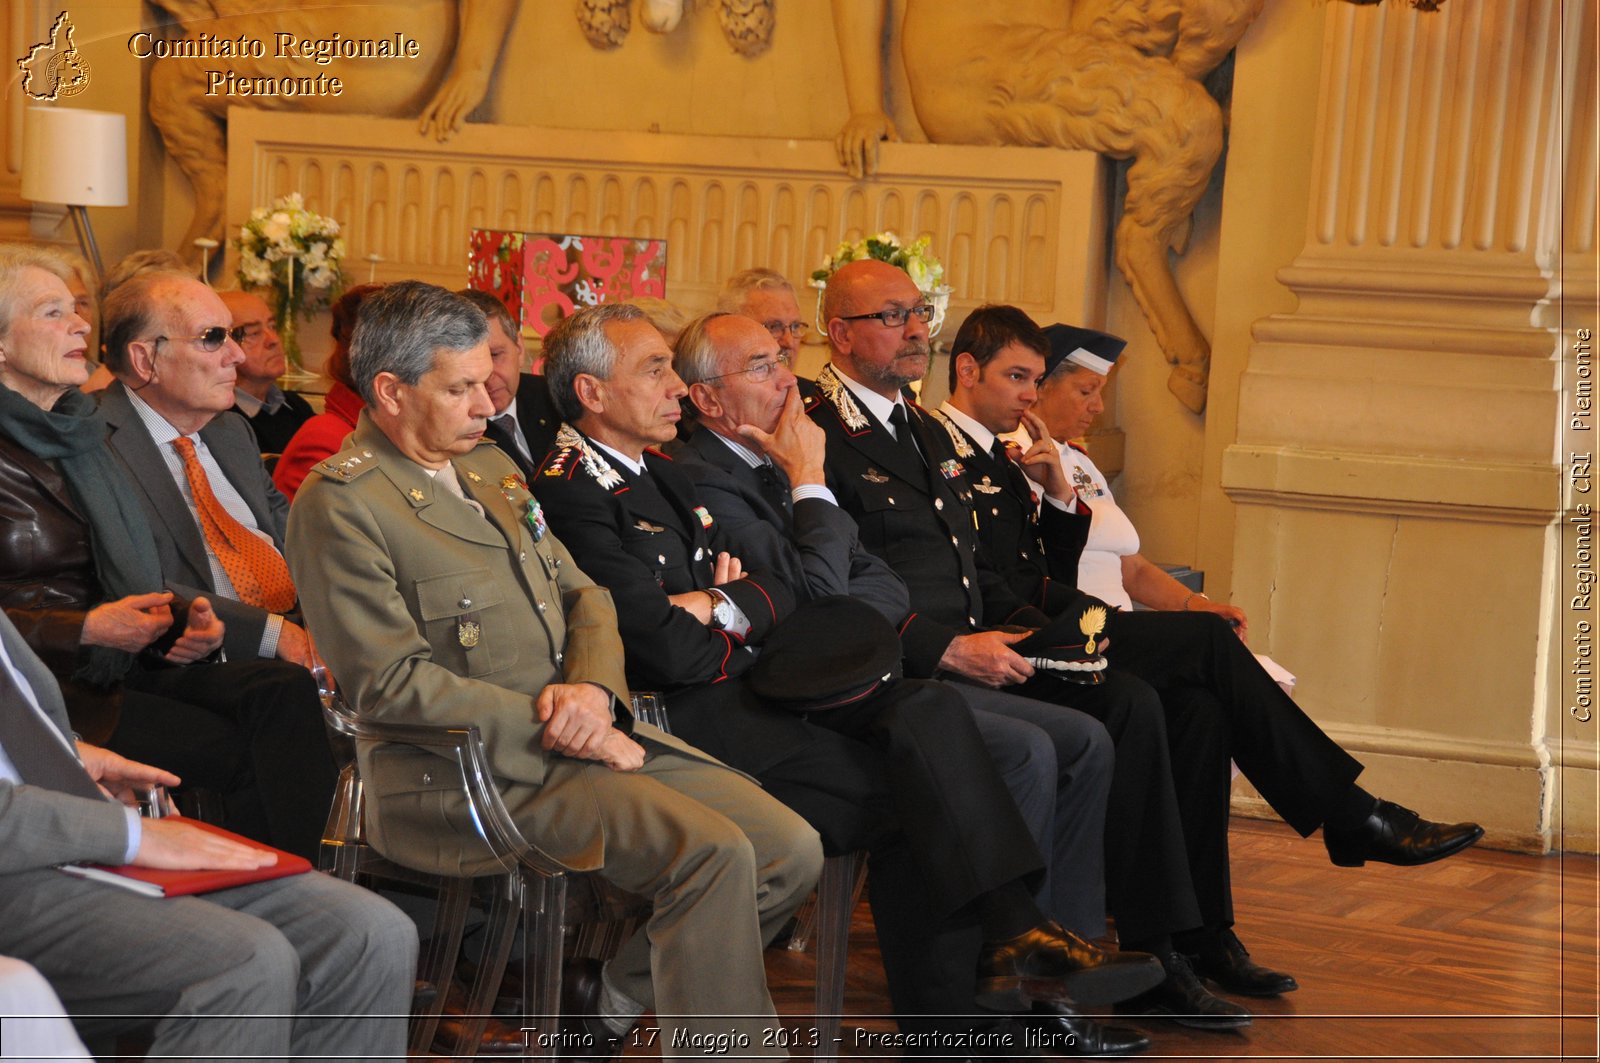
[0,609,414,1059]
[218,290,313,455]
[532,301,1164,1025]
[458,289,561,478]
[669,310,1150,1055]
[92,271,337,858]
[935,304,1486,995]
[807,258,1257,1028]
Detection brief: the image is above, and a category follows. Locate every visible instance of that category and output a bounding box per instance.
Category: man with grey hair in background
[718,267,812,364]
[287,280,821,1056]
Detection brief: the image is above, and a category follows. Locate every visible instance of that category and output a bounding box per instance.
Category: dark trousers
[1014,669,1207,945]
[117,659,337,861]
[814,678,1043,918]
[1104,610,1364,836]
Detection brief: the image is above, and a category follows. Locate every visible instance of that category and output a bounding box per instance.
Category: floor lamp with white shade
[20,107,129,279]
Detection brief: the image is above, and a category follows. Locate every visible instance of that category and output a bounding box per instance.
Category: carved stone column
[1222,0,1586,849]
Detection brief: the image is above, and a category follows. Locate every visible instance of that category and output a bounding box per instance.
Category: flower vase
[279,308,302,373]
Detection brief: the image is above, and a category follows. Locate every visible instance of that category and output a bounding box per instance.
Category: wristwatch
[707,591,734,631]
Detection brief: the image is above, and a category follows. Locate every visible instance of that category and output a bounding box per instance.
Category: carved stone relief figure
[145,0,517,261]
[831,0,1265,413]
[577,0,776,56]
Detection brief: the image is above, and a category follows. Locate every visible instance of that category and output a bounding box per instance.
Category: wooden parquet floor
[743,818,1600,1062]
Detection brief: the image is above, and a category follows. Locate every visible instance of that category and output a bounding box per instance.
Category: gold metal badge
[409,488,425,501]
[457,619,481,648]
[1079,605,1107,654]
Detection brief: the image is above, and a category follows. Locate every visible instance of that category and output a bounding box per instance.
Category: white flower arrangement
[235,192,346,368]
[810,231,946,293]
[809,230,953,337]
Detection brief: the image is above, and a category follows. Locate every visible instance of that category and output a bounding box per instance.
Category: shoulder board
[313,445,380,484]
[536,443,582,480]
[1066,440,1089,456]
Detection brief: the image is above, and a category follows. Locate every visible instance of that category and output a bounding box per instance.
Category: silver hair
[716,267,794,313]
[348,281,488,404]
[542,302,647,423]
[672,311,736,388]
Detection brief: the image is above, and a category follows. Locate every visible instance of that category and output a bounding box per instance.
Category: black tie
[484,416,535,479]
[888,405,923,467]
[0,662,106,801]
[754,462,791,515]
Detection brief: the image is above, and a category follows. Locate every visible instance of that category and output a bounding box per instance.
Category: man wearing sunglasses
[219,290,313,456]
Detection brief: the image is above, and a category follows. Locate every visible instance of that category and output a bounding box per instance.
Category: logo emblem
[861,468,890,484]
[18,13,90,101]
[457,619,482,648]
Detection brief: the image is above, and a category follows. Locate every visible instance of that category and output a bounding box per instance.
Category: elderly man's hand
[938,630,1036,688]
[163,597,225,664]
[82,592,175,653]
[739,387,826,486]
[596,730,646,772]
[274,620,322,669]
[535,682,615,759]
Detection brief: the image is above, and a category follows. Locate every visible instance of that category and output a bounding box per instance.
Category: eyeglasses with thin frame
[229,320,276,345]
[152,326,233,353]
[762,320,808,341]
[704,351,793,384]
[835,303,935,329]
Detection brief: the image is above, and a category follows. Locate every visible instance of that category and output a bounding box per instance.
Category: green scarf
[0,383,166,685]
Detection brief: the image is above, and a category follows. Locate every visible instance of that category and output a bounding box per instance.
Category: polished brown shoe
[1324,800,1484,867]
[975,921,1165,1011]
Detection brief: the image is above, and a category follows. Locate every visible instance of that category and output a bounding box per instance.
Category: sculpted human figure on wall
[830,0,1265,413]
[144,0,518,263]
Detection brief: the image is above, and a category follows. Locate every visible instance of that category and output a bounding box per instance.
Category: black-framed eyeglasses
[836,303,935,329]
[704,351,793,384]
[229,321,274,345]
[762,320,808,341]
[153,326,232,352]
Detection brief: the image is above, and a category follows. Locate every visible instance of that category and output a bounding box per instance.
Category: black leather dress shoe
[1121,953,1252,1030]
[557,958,629,1061]
[1324,800,1485,867]
[1023,1002,1152,1056]
[975,921,1165,1011]
[1188,929,1298,997]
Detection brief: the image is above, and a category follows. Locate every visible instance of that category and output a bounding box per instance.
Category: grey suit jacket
[98,382,292,662]
[0,614,128,875]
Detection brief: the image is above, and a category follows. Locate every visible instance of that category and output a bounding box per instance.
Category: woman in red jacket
[271,283,383,500]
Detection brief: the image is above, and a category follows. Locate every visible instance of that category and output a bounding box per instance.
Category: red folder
[59,817,312,898]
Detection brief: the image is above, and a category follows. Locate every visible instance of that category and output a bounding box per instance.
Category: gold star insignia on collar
[409,488,425,501]
[465,470,483,483]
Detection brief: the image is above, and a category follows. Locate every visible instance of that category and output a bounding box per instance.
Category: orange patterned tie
[171,435,297,613]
